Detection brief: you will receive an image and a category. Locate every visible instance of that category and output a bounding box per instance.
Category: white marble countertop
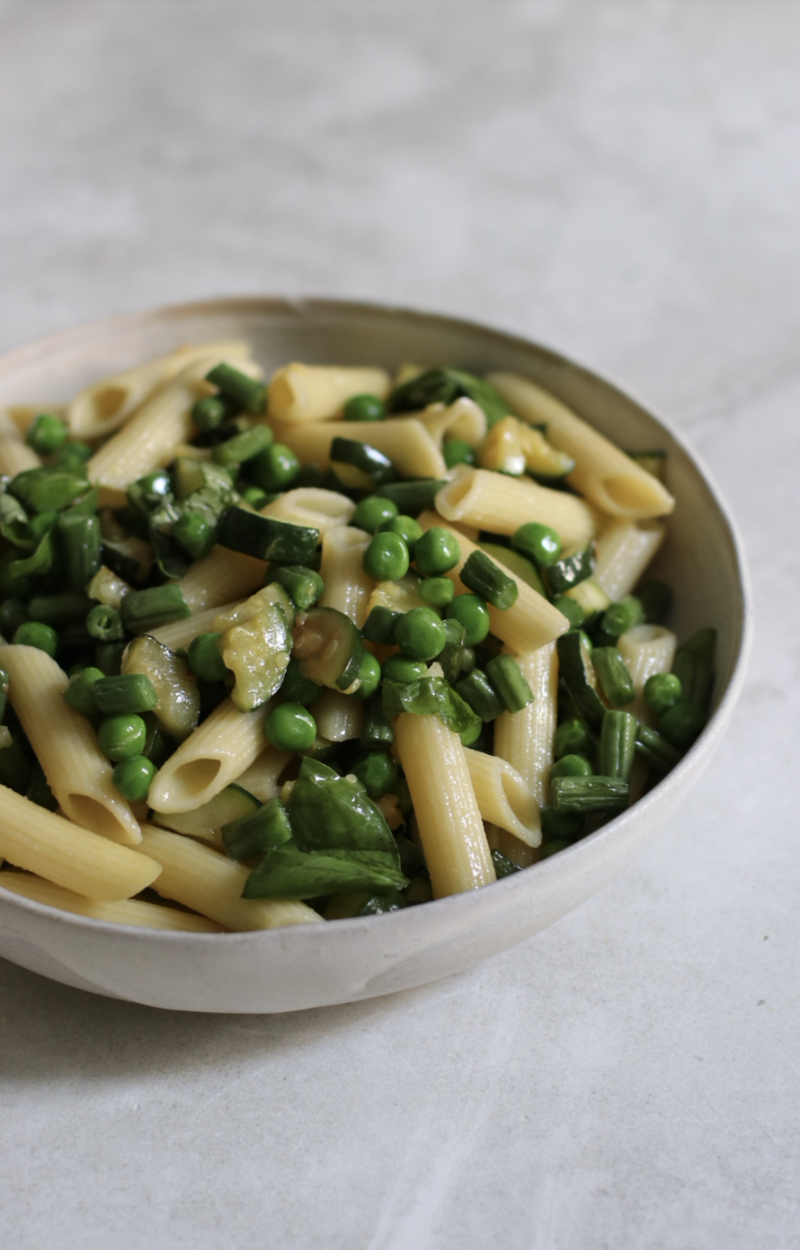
[0,3,796,1247]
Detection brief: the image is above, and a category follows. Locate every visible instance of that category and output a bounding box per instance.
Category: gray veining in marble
[1,3,798,1248]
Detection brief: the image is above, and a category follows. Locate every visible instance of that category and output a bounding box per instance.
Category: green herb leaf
[381,675,481,739]
[387,367,512,428]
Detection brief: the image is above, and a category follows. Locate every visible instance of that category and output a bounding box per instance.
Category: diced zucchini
[476,416,527,476]
[217,507,320,565]
[365,570,426,618]
[121,634,201,741]
[564,577,611,617]
[151,784,259,844]
[292,606,365,691]
[518,424,575,479]
[213,584,294,712]
[172,457,235,501]
[87,564,132,611]
[478,542,545,596]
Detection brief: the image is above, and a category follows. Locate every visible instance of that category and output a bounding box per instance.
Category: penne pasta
[416,397,486,448]
[268,363,391,423]
[177,546,267,612]
[262,486,355,533]
[271,417,447,480]
[464,749,542,848]
[150,600,243,651]
[488,372,675,519]
[0,871,223,931]
[435,466,598,549]
[593,518,666,601]
[312,689,362,742]
[235,747,293,804]
[618,625,678,724]
[319,525,373,627]
[493,641,559,809]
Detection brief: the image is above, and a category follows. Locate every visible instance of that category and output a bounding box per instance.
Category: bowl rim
[0,295,753,945]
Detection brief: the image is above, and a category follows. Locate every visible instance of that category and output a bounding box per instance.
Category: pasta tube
[0,644,141,846]
[150,601,243,651]
[313,689,362,742]
[0,786,160,901]
[394,711,495,897]
[139,825,322,930]
[235,746,293,804]
[493,641,558,808]
[417,397,486,447]
[0,871,223,931]
[488,372,675,519]
[593,519,666,601]
[319,525,373,627]
[618,625,677,723]
[148,697,271,814]
[268,363,391,423]
[262,487,355,533]
[272,418,447,479]
[464,749,542,848]
[418,511,569,653]
[435,467,597,549]
[177,546,266,612]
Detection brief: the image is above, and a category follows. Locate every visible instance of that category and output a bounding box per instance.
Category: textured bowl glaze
[0,298,751,1012]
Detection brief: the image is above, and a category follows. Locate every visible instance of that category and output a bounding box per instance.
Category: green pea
[97,714,147,761]
[344,394,387,422]
[644,672,683,717]
[414,527,461,577]
[445,594,490,646]
[382,655,427,683]
[0,598,28,638]
[658,700,705,750]
[188,632,229,683]
[265,702,317,752]
[173,511,215,560]
[13,621,58,657]
[442,438,476,469]
[552,595,585,628]
[280,656,323,706]
[601,596,643,639]
[512,522,561,567]
[419,577,455,608]
[394,607,446,662]
[554,717,595,760]
[240,486,270,510]
[377,514,424,553]
[550,753,594,780]
[112,755,157,801]
[363,532,410,581]
[351,751,398,799]
[191,396,228,431]
[249,443,300,493]
[351,651,381,700]
[352,496,398,534]
[26,412,68,456]
[56,441,93,466]
[62,665,105,716]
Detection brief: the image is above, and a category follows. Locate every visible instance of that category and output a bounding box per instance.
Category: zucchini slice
[216,506,319,565]
[214,584,294,712]
[121,634,201,742]
[292,606,365,692]
[151,783,259,844]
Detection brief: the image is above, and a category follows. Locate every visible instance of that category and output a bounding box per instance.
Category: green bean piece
[343,393,387,422]
[363,532,410,581]
[13,621,58,657]
[485,655,534,714]
[26,412,68,456]
[205,362,267,415]
[352,496,398,534]
[414,527,461,577]
[361,605,402,644]
[491,849,521,878]
[556,632,606,732]
[28,593,92,628]
[540,808,584,841]
[552,595,585,628]
[212,423,273,468]
[554,717,595,760]
[512,521,561,568]
[94,673,158,717]
[658,700,705,750]
[634,723,683,773]
[351,751,398,800]
[97,714,147,761]
[644,671,682,717]
[600,595,643,639]
[187,632,228,684]
[94,641,126,677]
[460,550,518,610]
[551,753,594,780]
[591,646,635,707]
[264,563,324,611]
[222,797,293,861]
[249,443,301,493]
[0,599,28,638]
[442,438,476,469]
[375,479,448,516]
[191,395,228,431]
[550,775,629,814]
[419,577,455,608]
[265,702,317,752]
[58,512,101,594]
[377,514,423,553]
[394,607,446,662]
[598,710,637,781]
[359,693,394,751]
[86,603,125,642]
[638,580,672,624]
[445,593,490,646]
[455,669,505,722]
[279,655,323,706]
[112,755,157,801]
[172,512,215,561]
[121,585,191,633]
[382,655,427,684]
[63,665,105,716]
[672,647,714,714]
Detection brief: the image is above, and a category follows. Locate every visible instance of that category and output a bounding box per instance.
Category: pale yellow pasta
[564,578,611,617]
[319,525,373,627]
[463,749,541,848]
[313,689,362,742]
[493,641,558,809]
[418,511,569,653]
[0,786,160,901]
[593,519,666,601]
[0,871,223,932]
[148,697,272,814]
[268,363,391,423]
[394,709,495,897]
[486,824,539,869]
[488,372,675,519]
[177,546,266,612]
[417,397,486,447]
[618,624,678,723]
[235,747,293,804]
[366,571,426,618]
[435,466,598,549]
[262,486,355,533]
[87,565,133,611]
[86,350,261,505]
[0,644,141,846]
[272,417,447,479]
[139,825,322,931]
[0,409,40,475]
[150,600,243,651]
[67,341,251,439]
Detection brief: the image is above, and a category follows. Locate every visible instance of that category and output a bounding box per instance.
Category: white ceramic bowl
[0,298,751,1012]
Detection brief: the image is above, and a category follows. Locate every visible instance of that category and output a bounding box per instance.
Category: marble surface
[0,3,796,1246]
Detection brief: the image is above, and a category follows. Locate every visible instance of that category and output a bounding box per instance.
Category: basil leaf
[0,478,34,548]
[8,465,90,513]
[242,845,408,899]
[387,367,512,429]
[6,529,55,579]
[382,675,481,739]
[286,757,400,859]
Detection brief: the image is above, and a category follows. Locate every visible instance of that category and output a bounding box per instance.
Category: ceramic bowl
[0,298,751,1012]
